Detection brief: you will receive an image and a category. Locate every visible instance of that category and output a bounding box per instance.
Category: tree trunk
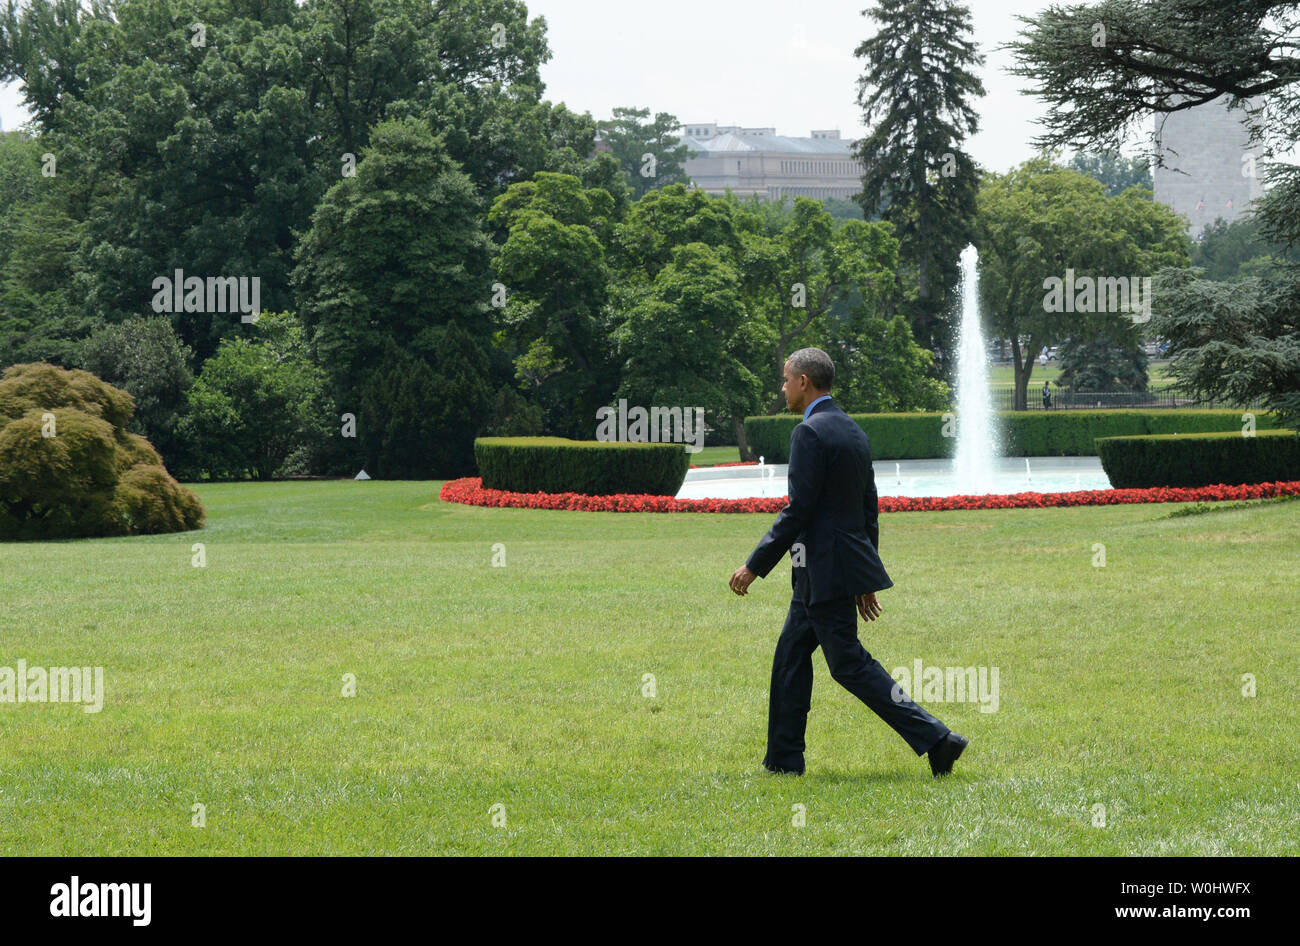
[1013,337,1039,411]
[734,417,752,461]
[1013,342,1028,411]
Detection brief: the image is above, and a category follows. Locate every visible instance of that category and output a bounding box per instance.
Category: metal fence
[992,388,1265,412]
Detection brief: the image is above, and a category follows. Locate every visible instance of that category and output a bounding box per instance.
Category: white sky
[530,0,1061,173]
[1,0,1077,173]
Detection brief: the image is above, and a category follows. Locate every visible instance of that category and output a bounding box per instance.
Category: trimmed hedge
[474,437,690,496]
[744,409,1284,462]
[1096,430,1300,488]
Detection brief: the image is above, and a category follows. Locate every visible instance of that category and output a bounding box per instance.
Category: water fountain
[673,244,1113,501]
[952,245,999,494]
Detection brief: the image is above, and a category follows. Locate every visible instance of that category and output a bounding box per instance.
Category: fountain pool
[683,245,1113,502]
[676,456,1112,500]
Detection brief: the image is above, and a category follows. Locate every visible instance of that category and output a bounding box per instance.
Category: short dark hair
[786,347,834,391]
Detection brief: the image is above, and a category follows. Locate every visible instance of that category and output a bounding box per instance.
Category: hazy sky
[530,0,1061,173]
[1,0,1072,173]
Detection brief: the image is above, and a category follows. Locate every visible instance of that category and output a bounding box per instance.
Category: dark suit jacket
[746,397,894,604]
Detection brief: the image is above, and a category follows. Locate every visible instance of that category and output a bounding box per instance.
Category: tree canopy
[852,0,986,363]
[1012,0,1300,424]
[976,157,1189,408]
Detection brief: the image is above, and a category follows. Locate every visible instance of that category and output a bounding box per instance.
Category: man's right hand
[856,593,882,622]
[730,564,758,596]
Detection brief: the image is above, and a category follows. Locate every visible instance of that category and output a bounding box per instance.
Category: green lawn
[2,481,1297,855]
[691,445,744,466]
[987,361,1176,388]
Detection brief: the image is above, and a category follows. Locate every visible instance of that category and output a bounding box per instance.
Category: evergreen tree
[597,107,690,200]
[851,0,985,369]
[1058,331,1149,393]
[292,117,495,477]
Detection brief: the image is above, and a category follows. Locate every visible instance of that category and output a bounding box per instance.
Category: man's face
[781,362,807,412]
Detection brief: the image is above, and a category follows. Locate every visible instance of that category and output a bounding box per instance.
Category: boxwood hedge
[743,410,1284,462]
[474,437,690,496]
[1096,429,1300,488]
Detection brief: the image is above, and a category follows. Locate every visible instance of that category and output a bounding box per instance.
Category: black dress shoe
[762,762,804,776]
[927,732,968,778]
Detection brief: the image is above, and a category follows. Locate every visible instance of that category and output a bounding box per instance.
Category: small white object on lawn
[354,470,371,480]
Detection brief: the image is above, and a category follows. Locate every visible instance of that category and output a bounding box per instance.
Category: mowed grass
[987,360,1176,388]
[1,481,1297,855]
[691,444,743,466]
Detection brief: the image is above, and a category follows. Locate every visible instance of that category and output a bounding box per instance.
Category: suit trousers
[763,592,949,773]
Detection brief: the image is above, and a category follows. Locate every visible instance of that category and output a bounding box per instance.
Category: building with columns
[677,123,863,200]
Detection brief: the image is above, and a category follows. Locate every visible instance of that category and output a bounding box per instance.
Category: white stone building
[678,123,863,200]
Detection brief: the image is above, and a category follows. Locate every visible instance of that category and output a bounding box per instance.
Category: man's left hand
[730,565,757,596]
[856,592,883,621]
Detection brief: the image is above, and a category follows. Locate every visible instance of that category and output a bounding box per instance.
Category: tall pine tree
[851,0,985,372]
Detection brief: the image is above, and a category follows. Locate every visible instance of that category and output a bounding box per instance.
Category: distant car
[1143,342,1159,356]
[1047,347,1060,361]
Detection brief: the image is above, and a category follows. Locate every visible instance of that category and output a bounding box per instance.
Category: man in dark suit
[729,348,968,778]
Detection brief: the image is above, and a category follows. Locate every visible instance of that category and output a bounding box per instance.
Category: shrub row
[744,409,1283,462]
[1097,430,1300,488]
[474,437,690,496]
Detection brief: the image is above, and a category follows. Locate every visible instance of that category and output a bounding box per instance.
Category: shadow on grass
[751,767,931,785]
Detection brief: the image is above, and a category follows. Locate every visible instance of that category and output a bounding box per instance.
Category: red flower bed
[438,477,1300,514]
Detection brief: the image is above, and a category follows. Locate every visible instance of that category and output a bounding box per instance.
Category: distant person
[729,347,966,779]
[1039,347,1049,369]
[1042,381,1052,410]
